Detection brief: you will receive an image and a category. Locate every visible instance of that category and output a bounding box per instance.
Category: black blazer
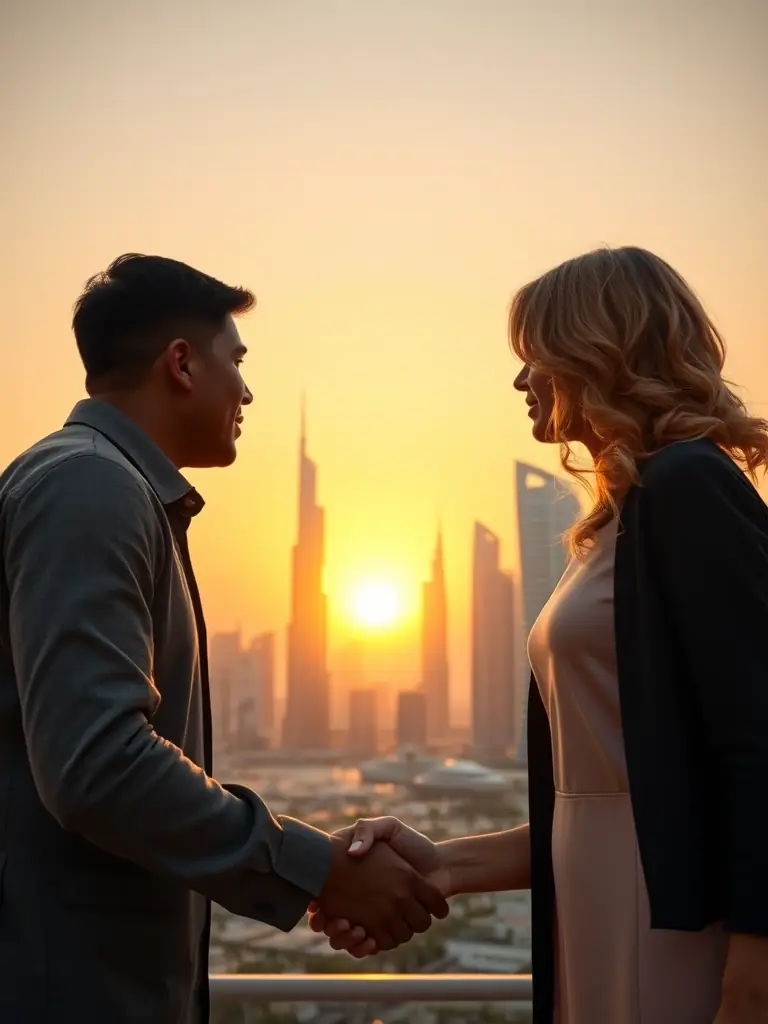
[527,438,768,1024]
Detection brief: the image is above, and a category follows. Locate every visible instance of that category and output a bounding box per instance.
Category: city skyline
[6,2,760,735]
[209,408,581,748]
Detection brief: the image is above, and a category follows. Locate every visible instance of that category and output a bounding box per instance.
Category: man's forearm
[437,824,530,896]
[43,713,332,928]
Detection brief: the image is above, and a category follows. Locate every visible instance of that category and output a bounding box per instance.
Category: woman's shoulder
[639,438,738,487]
[636,438,766,520]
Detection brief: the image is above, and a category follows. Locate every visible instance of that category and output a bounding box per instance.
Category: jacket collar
[65,398,204,514]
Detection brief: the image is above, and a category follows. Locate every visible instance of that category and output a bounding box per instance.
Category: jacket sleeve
[4,453,331,931]
[640,448,768,934]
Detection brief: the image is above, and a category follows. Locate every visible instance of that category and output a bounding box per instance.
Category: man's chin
[188,445,238,469]
[218,444,238,467]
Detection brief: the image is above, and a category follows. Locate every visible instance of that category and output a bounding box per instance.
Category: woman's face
[513,363,557,443]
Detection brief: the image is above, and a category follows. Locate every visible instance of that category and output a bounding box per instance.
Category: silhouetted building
[420,528,450,743]
[330,640,365,732]
[248,631,275,743]
[348,688,378,756]
[210,629,276,752]
[515,463,580,758]
[210,631,239,752]
[282,403,330,750]
[471,523,517,760]
[396,690,428,750]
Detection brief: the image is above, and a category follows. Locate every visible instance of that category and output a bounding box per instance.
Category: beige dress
[527,519,728,1024]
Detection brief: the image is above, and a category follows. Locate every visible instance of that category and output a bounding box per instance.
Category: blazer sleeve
[640,448,768,935]
[4,454,331,931]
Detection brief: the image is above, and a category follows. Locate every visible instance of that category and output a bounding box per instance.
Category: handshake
[308,817,453,958]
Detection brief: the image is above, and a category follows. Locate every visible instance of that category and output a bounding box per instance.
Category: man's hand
[315,831,449,953]
[310,817,451,957]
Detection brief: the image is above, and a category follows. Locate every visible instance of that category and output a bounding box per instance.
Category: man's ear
[162,339,195,393]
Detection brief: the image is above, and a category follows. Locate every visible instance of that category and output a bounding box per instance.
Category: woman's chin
[531,419,551,444]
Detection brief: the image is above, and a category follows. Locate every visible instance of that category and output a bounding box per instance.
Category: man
[0,254,448,1023]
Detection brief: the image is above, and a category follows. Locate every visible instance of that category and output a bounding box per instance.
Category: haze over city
[2,0,765,730]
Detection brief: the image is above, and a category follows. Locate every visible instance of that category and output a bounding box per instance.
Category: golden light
[350,580,402,629]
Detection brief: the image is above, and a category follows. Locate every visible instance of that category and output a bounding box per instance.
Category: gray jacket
[0,398,332,1023]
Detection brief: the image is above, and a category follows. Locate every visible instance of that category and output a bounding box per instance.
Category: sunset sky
[2,0,765,722]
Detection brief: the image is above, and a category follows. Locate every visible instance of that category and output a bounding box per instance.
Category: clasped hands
[309,817,453,957]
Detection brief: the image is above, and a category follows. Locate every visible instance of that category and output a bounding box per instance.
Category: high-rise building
[396,690,428,750]
[330,640,366,732]
[210,631,240,752]
[248,632,275,743]
[282,402,330,750]
[210,629,276,753]
[471,523,517,760]
[420,529,450,743]
[515,462,580,757]
[347,688,378,756]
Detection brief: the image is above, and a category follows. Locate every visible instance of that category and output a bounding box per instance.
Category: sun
[350,580,402,629]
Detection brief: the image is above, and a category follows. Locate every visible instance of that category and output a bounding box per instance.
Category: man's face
[184,316,253,468]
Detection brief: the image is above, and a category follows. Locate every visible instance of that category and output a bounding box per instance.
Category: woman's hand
[308,816,451,958]
[714,934,768,1023]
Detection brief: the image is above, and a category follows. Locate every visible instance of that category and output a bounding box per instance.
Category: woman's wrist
[433,835,497,897]
[433,825,531,897]
[433,839,467,898]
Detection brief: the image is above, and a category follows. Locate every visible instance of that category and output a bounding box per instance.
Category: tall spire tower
[420,526,450,744]
[282,400,330,750]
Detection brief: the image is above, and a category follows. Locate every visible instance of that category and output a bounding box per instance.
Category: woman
[309,247,768,1024]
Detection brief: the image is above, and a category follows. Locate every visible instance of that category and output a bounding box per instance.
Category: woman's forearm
[436,823,530,896]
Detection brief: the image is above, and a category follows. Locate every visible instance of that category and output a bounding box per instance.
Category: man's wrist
[317,834,350,900]
[275,815,334,899]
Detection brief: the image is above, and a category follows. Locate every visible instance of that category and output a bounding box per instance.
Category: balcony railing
[210,972,532,1003]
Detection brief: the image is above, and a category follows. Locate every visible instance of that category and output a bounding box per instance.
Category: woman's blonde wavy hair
[508,246,768,555]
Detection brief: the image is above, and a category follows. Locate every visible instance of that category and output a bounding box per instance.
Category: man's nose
[242,383,254,406]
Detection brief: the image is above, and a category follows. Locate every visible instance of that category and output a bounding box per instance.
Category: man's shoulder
[0,423,156,509]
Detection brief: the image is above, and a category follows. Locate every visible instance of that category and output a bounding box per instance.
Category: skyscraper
[282,402,330,750]
[248,631,275,743]
[330,640,365,732]
[210,629,276,753]
[471,523,517,760]
[420,528,450,743]
[210,631,240,753]
[347,688,378,756]
[515,462,580,756]
[396,690,428,750]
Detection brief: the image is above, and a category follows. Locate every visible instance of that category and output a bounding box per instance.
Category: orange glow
[349,580,402,629]
[2,1,763,728]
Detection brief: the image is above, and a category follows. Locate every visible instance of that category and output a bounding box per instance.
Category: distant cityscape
[209,404,580,770]
[208,405,580,1024]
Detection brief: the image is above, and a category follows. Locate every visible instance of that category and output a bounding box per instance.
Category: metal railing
[210,973,532,1003]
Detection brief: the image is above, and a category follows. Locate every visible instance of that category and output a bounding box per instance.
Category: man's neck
[89,390,186,469]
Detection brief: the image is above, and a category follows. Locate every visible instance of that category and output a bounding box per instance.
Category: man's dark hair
[72,253,255,386]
